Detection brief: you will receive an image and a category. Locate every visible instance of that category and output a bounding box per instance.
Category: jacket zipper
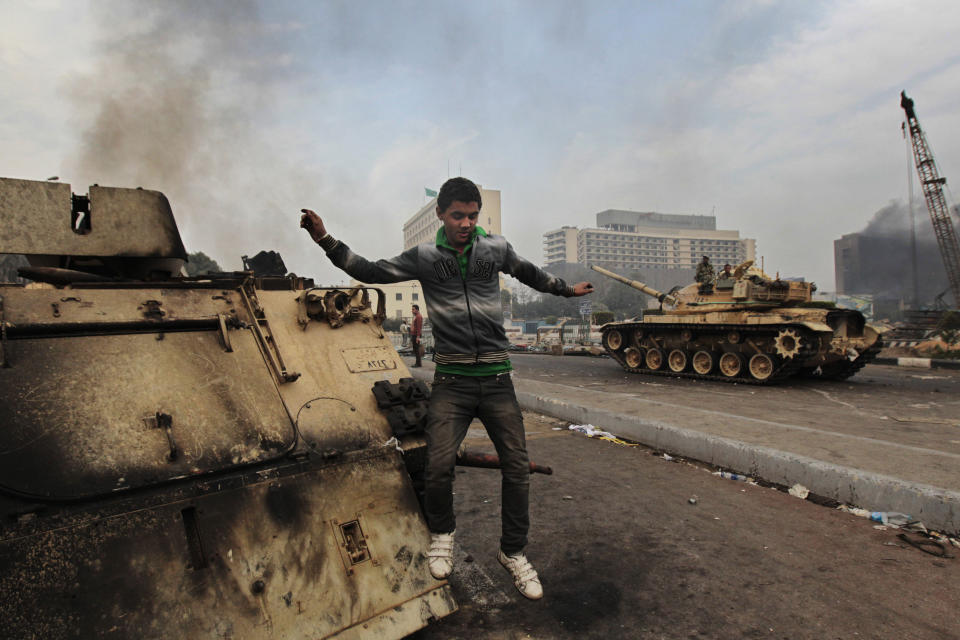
[459,246,482,362]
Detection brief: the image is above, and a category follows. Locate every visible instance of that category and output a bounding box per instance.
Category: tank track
[801,336,884,381]
[599,322,821,385]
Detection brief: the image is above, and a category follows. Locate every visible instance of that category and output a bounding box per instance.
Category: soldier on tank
[696,255,715,293]
[715,263,735,289]
[695,255,714,284]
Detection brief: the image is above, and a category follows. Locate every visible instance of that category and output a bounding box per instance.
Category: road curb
[511,351,960,369]
[407,365,960,534]
[873,356,960,370]
[514,391,960,534]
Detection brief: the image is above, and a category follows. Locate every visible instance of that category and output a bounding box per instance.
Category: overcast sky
[2,0,959,289]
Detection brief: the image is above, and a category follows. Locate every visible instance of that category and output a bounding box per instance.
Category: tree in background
[0,255,29,283]
[506,263,651,321]
[185,251,223,276]
[592,310,615,325]
[937,311,960,346]
[500,288,512,315]
[382,317,403,332]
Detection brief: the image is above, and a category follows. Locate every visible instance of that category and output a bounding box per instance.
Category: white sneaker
[427,531,455,579]
[498,550,543,600]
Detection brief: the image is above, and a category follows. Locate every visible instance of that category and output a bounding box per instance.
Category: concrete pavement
[406,359,960,534]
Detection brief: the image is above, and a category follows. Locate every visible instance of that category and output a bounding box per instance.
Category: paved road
[513,352,960,393]
[456,356,960,534]
[410,411,960,640]
[509,356,960,447]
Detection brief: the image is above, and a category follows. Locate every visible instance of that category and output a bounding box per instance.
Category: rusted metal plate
[0,287,243,329]
[341,346,400,372]
[0,178,186,258]
[0,451,457,639]
[254,290,405,454]
[0,329,293,498]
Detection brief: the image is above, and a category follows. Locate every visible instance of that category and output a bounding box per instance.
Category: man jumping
[300,177,593,599]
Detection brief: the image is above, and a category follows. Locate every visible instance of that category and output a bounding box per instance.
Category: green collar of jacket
[435,225,487,250]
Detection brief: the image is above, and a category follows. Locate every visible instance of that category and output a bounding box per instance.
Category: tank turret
[592,261,817,313]
[589,262,883,384]
[1,177,188,282]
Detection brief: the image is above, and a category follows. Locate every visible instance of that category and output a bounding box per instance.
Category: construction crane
[900,91,960,307]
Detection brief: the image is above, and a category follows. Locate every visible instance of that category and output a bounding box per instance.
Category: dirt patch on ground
[411,412,959,640]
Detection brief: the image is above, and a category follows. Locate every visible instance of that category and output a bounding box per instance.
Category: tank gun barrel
[589,265,678,305]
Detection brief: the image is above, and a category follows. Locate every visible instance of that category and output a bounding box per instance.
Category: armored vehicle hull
[592,264,883,384]
[0,178,456,638]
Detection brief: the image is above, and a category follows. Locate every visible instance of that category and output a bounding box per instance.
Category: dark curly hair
[437,177,482,213]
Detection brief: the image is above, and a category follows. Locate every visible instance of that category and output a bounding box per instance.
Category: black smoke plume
[63,1,324,271]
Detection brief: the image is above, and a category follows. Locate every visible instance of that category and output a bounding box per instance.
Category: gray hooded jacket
[320,231,574,364]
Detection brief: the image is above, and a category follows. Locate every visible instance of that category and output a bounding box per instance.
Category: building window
[412,292,419,301]
[396,293,403,301]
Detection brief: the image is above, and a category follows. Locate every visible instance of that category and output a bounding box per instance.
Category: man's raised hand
[300,209,327,243]
[572,282,594,296]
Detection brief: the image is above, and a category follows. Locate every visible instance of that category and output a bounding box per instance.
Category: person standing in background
[411,304,423,367]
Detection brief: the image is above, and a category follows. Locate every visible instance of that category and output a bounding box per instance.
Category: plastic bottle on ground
[713,471,750,482]
[869,512,912,526]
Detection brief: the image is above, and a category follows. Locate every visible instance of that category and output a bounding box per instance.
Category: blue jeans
[424,372,530,555]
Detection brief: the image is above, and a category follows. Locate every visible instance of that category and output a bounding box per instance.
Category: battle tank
[0,177,459,638]
[590,263,883,384]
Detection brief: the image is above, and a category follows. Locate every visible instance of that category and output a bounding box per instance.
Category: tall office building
[834,231,947,308]
[544,209,755,271]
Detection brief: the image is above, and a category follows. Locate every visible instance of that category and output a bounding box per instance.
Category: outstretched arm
[503,240,594,297]
[571,281,595,297]
[300,208,418,284]
[300,209,328,243]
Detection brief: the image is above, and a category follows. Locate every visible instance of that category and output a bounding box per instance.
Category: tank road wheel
[645,348,665,370]
[748,353,775,381]
[604,330,623,351]
[624,347,644,369]
[774,328,802,359]
[718,352,744,378]
[667,349,689,373]
[692,350,715,375]
[726,331,741,344]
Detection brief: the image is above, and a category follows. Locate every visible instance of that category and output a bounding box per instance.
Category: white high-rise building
[544,209,755,272]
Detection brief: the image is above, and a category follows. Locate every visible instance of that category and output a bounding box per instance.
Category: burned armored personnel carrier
[591,263,883,384]
[0,177,456,638]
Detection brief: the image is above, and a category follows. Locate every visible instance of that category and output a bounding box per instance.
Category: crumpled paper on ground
[568,424,638,447]
[788,483,810,499]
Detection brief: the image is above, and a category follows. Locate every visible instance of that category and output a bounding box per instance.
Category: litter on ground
[568,424,638,447]
[713,470,752,482]
[788,483,810,500]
